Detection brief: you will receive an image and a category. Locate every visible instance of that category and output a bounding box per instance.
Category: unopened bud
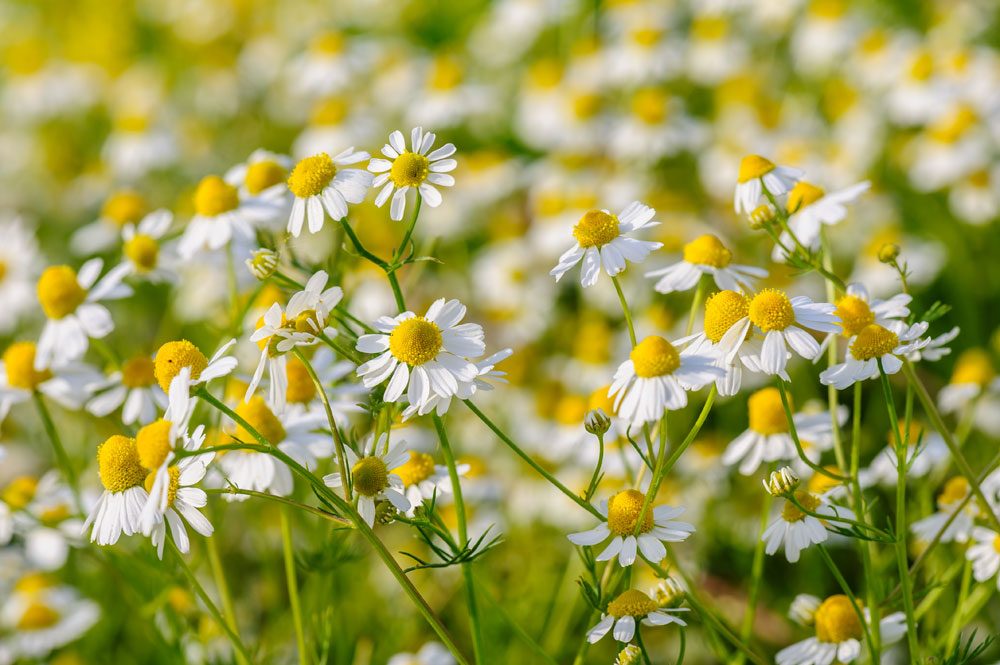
[585,408,611,436]
[749,203,776,229]
[375,501,398,525]
[654,577,685,607]
[246,248,279,280]
[762,466,799,496]
[877,243,900,264]
[615,645,642,665]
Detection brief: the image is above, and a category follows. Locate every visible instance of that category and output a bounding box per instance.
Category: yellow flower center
[124,234,159,272]
[390,152,431,188]
[950,349,995,387]
[0,260,6,283]
[704,290,750,344]
[849,324,899,361]
[293,309,321,334]
[572,210,620,248]
[928,105,977,144]
[429,56,463,90]
[737,155,776,183]
[352,456,389,497]
[786,181,826,213]
[16,602,60,630]
[571,92,602,120]
[121,355,156,388]
[834,295,874,337]
[814,595,863,643]
[748,289,795,332]
[389,318,443,366]
[780,490,822,522]
[938,476,969,506]
[607,489,654,536]
[37,265,86,319]
[97,435,147,493]
[993,535,1000,555]
[310,97,348,126]
[683,234,732,268]
[748,387,789,435]
[154,340,208,393]
[631,88,668,124]
[101,191,148,227]
[234,396,286,444]
[136,419,173,470]
[285,357,317,404]
[1,476,38,510]
[607,589,659,618]
[588,384,617,416]
[144,465,181,507]
[395,451,436,486]
[192,175,240,217]
[244,160,287,195]
[39,504,70,525]
[310,32,344,55]
[630,336,681,378]
[14,572,54,593]
[3,342,52,389]
[808,467,844,495]
[555,394,589,426]
[287,153,337,198]
[631,27,663,47]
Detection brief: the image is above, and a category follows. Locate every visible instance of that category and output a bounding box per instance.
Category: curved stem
[776,380,847,481]
[204,488,351,525]
[611,275,637,347]
[686,278,706,337]
[849,383,880,651]
[292,348,352,501]
[280,506,309,665]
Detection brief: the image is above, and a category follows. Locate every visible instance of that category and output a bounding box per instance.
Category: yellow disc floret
[748,387,789,435]
[17,602,60,630]
[780,490,821,522]
[287,153,337,198]
[389,152,430,188]
[97,435,147,493]
[285,357,317,404]
[814,595,863,643]
[737,155,776,183]
[950,349,995,387]
[352,456,389,497]
[121,355,156,388]
[683,234,732,268]
[244,160,287,195]
[834,295,874,337]
[37,266,86,319]
[154,340,208,392]
[573,210,620,248]
[630,336,681,378]
[749,289,795,332]
[124,234,159,272]
[3,342,52,389]
[850,324,899,361]
[101,191,148,227]
[144,465,181,506]
[607,589,659,618]
[786,182,826,213]
[588,384,617,416]
[704,291,750,343]
[389,317,443,366]
[234,396,286,444]
[607,489,654,536]
[395,451,436,487]
[1,476,38,510]
[193,175,239,217]
[136,419,173,471]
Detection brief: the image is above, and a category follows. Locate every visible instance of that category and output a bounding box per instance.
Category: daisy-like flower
[177,175,277,258]
[911,476,980,544]
[152,339,238,397]
[608,335,723,425]
[820,321,930,389]
[324,433,411,527]
[1,473,84,571]
[0,574,99,661]
[568,488,694,566]
[1,342,103,424]
[721,388,841,476]
[83,434,149,545]
[86,353,166,425]
[938,348,1000,414]
[71,190,149,255]
[734,155,803,216]
[143,452,214,559]
[401,347,513,420]
[776,594,906,665]
[860,421,949,487]
[646,234,767,294]
[35,260,133,370]
[0,215,41,333]
[369,127,457,221]
[394,450,466,514]
[286,149,372,236]
[674,290,753,397]
[107,209,176,283]
[908,325,959,363]
[283,349,365,426]
[762,489,854,563]
[225,149,294,220]
[550,202,663,288]
[586,588,688,644]
[773,180,871,257]
[356,299,484,412]
[966,527,1000,589]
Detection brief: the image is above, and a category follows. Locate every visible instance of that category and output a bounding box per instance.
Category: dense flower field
[2,0,1000,663]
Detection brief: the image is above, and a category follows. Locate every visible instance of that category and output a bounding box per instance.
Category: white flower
[0,576,99,660]
[324,433,411,527]
[178,174,278,258]
[286,148,373,236]
[762,490,854,563]
[356,299,484,411]
[71,190,150,255]
[83,434,150,546]
[153,339,238,398]
[586,588,688,644]
[646,234,766,294]
[394,449,467,515]
[910,477,980,544]
[550,201,663,288]
[967,527,1000,588]
[145,454,214,560]
[820,321,930,389]
[0,472,83,571]
[568,489,694,567]
[86,353,166,426]
[1,342,103,424]
[773,180,871,258]
[107,209,177,283]
[0,215,41,333]
[225,149,295,225]
[369,127,457,221]
[734,155,803,215]
[937,348,999,414]
[909,326,958,362]
[776,595,906,665]
[608,335,722,425]
[401,347,512,420]
[35,259,132,370]
[859,422,949,487]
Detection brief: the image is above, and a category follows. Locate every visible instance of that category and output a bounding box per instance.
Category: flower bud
[749,203,776,229]
[585,408,611,436]
[762,466,799,496]
[653,577,685,607]
[615,645,642,665]
[246,249,279,280]
[375,501,398,525]
[877,243,900,264]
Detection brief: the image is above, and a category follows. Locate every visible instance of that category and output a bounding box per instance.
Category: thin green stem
[337,218,388,269]
[850,383,880,651]
[686,277,706,336]
[946,560,972,653]
[204,488,351,525]
[292,348,352,501]
[392,193,422,266]
[776,380,847,481]
[634,626,653,665]
[611,275,637,347]
[817,545,878,663]
[204,529,246,665]
[675,628,687,665]
[280,506,309,665]
[584,432,605,502]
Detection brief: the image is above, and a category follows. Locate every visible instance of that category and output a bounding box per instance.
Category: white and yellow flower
[646,234,767,294]
[910,477,980,544]
[107,209,176,283]
[86,353,166,426]
[966,527,1000,589]
[369,127,456,221]
[83,434,149,546]
[734,155,803,215]
[286,149,373,236]
[401,347,512,420]
[395,449,466,514]
[762,490,854,563]
[152,339,238,398]
[178,174,277,258]
[774,180,871,258]
[777,594,906,665]
[0,574,99,661]
[1,342,103,424]
[586,587,688,644]
[860,422,949,487]
[820,321,930,389]
[324,433,411,527]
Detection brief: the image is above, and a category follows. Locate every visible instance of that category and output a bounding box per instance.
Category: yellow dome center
[285,357,317,404]
[395,451,436,486]
[144,465,181,507]
[607,489,654,536]
[3,342,52,389]
[749,289,795,332]
[124,234,159,272]
[193,176,239,217]
[630,336,681,378]
[389,317,443,366]
[737,155,776,183]
[850,324,899,361]
[748,387,789,435]
[834,295,874,337]
[37,265,86,319]
[288,153,337,198]
[1,476,38,510]
[786,181,826,213]
[607,589,658,618]
[136,419,173,470]
[631,88,668,124]
[780,490,821,522]
[704,290,750,343]
[352,456,389,497]
[17,602,60,630]
[814,595,863,643]
[101,191,148,227]
[950,349,995,387]
[154,340,208,393]
[244,160,287,195]
[390,152,430,188]
[121,355,156,388]
[234,396,286,444]
[555,394,589,426]
[97,435,147,493]
[683,234,732,268]
[588,384,617,416]
[938,476,969,506]
[572,210,620,248]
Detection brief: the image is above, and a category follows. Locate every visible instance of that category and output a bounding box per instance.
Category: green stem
[946,560,972,653]
[204,529,246,665]
[204,488,351,525]
[611,275,637,347]
[776,380,846,481]
[392,193,422,265]
[817,545,879,663]
[280,506,309,665]
[850,383,881,651]
[634,626,653,665]
[584,432,605,502]
[32,392,82,512]
[686,277,706,337]
[735,488,772,665]
[337,218,388,269]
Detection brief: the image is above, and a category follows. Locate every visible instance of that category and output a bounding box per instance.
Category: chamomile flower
[369,127,457,221]
[286,149,373,236]
[395,450,466,514]
[646,234,767,294]
[109,209,176,283]
[401,347,513,419]
[938,348,1000,414]
[1,473,84,571]
[829,283,911,340]
[608,335,723,425]
[910,476,980,544]
[86,353,166,425]
[550,202,663,288]
[83,435,149,546]
[71,190,149,255]
[224,149,294,223]
[773,180,871,258]
[762,490,854,563]
[734,155,803,216]
[356,299,484,411]
[324,433,411,527]
[0,215,40,333]
[152,339,238,396]
[820,321,931,389]
[0,575,99,661]
[586,588,689,644]
[860,422,949,487]
[282,349,364,425]
[35,259,133,370]
[674,290,754,396]
[1,342,103,424]
[143,454,214,559]
[568,489,694,567]
[907,326,959,362]
[966,527,1000,588]
[776,594,907,665]
[178,175,276,258]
